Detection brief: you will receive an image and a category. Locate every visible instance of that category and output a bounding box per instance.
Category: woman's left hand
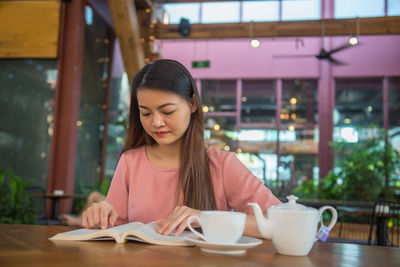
[155,206,200,236]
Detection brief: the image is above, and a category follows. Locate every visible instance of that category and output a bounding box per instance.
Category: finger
[155,218,164,226]
[157,206,180,233]
[109,209,118,227]
[175,220,188,236]
[87,208,95,228]
[100,205,109,230]
[92,204,101,228]
[161,207,188,236]
[82,211,88,228]
[174,209,194,236]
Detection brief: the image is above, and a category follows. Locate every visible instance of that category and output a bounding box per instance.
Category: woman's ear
[191,94,198,113]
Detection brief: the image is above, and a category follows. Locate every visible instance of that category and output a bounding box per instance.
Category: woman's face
[137,89,196,146]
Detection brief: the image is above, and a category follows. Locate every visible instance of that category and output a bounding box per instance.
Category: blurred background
[0,0,400,244]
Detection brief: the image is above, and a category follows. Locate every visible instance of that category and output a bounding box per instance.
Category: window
[282,0,320,21]
[334,78,383,130]
[334,78,384,171]
[279,79,319,190]
[389,0,400,16]
[335,0,385,18]
[201,1,240,23]
[241,80,276,124]
[163,3,200,24]
[242,1,279,22]
[204,116,237,151]
[0,59,57,188]
[389,77,400,154]
[201,80,236,112]
[74,7,113,191]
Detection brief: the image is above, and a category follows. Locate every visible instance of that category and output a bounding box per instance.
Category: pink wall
[157,35,400,79]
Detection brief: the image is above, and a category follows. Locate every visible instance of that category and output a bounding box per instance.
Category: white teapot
[249,195,337,256]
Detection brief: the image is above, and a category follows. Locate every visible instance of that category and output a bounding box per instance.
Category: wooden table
[1,224,399,267]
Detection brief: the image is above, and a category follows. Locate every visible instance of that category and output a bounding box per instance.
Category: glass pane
[334,78,383,178]
[74,8,112,192]
[236,129,278,183]
[163,3,200,24]
[201,80,236,112]
[0,59,57,190]
[242,1,279,22]
[389,77,400,154]
[105,71,130,179]
[335,0,385,18]
[204,116,237,151]
[282,0,320,21]
[241,80,276,124]
[201,1,240,23]
[237,152,277,183]
[279,79,319,195]
[334,78,383,130]
[389,0,400,16]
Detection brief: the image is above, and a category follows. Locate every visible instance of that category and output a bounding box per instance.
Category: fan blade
[328,44,353,55]
[273,54,315,59]
[328,57,347,65]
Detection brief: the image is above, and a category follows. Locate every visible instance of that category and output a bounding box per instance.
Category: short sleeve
[106,153,129,225]
[222,153,281,214]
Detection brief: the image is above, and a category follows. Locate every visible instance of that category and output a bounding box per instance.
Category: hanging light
[249,21,260,48]
[251,39,260,48]
[349,36,359,46]
[348,17,360,46]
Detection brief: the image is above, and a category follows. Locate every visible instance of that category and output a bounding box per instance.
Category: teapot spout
[248,203,274,239]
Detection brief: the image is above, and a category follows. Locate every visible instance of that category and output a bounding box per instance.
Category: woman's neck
[145,142,181,169]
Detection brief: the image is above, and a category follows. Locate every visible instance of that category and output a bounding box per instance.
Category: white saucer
[186,236,262,255]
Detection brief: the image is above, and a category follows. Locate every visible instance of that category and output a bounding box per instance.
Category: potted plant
[0,168,37,224]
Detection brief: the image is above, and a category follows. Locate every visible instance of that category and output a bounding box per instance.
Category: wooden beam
[158,16,400,39]
[108,0,145,84]
[0,0,61,58]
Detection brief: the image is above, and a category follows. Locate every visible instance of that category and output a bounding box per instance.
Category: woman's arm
[244,215,263,238]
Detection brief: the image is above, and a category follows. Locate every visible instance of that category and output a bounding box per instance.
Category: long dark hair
[122,59,216,211]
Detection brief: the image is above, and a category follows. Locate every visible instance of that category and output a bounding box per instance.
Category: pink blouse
[106,146,281,225]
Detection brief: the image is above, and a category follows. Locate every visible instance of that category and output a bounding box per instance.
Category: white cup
[187,211,246,244]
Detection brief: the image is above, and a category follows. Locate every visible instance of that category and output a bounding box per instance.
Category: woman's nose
[151,114,165,128]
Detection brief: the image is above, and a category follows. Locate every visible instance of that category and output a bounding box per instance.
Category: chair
[26,186,49,225]
[26,186,61,225]
[331,205,373,245]
[368,200,400,247]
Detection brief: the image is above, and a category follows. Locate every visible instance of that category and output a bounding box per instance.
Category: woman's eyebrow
[139,103,177,109]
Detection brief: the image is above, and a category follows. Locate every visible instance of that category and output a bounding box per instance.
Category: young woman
[82,59,281,237]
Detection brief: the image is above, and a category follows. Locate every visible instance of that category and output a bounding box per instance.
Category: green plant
[0,168,37,224]
[294,134,400,201]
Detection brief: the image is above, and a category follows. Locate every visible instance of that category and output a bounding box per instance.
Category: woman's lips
[154,131,168,137]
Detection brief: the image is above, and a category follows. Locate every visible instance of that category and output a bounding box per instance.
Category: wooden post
[108,0,145,84]
[47,0,86,217]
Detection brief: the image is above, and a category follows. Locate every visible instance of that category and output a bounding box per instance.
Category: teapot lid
[273,195,316,212]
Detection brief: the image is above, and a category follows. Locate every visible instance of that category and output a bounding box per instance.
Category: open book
[50,221,195,246]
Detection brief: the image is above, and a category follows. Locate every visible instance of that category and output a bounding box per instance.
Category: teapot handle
[315,206,338,242]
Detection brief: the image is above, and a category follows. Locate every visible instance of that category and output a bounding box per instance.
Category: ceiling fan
[273,20,360,65]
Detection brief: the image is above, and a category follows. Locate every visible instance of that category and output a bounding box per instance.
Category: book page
[107,221,145,235]
[49,221,145,243]
[123,222,196,246]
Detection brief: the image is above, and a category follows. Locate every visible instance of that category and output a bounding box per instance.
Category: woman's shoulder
[120,146,146,161]
[206,145,236,163]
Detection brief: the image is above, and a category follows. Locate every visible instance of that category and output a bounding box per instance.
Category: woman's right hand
[82,201,118,229]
